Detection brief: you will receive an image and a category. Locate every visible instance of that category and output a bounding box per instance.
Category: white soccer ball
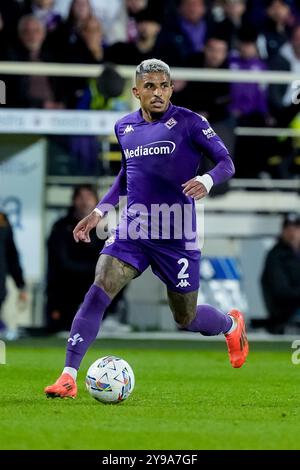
[85,355,135,403]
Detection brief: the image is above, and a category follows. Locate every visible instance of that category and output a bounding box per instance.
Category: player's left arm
[182,115,235,200]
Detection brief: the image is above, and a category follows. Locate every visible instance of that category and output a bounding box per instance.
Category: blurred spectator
[268,24,300,176]
[126,0,149,42]
[66,65,129,176]
[124,0,167,42]
[0,0,23,52]
[257,0,295,59]
[106,8,182,65]
[5,15,65,108]
[173,36,230,123]
[48,0,93,62]
[229,30,268,119]
[0,212,28,336]
[54,0,127,45]
[211,0,249,52]
[177,0,208,52]
[0,12,4,59]
[89,0,127,45]
[22,0,62,33]
[54,0,164,44]
[173,34,233,193]
[243,0,270,31]
[127,0,148,15]
[55,16,109,175]
[46,185,130,332]
[269,24,300,118]
[229,29,270,177]
[77,63,129,111]
[261,212,300,334]
[164,0,210,61]
[62,15,107,109]
[67,16,105,63]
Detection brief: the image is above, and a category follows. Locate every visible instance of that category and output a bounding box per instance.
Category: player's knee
[94,272,117,298]
[173,311,195,328]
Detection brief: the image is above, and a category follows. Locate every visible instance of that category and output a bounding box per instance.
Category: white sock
[63,367,77,381]
[225,316,237,335]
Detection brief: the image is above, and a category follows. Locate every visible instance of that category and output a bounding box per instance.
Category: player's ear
[132,87,140,100]
[170,81,174,97]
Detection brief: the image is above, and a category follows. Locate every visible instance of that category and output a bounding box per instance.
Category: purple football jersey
[97,104,234,245]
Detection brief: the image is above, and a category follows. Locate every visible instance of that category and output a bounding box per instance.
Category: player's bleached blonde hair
[136,59,171,80]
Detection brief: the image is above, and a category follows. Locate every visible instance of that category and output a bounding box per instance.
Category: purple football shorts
[101,236,200,293]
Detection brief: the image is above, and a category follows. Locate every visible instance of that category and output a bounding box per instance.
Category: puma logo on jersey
[123,125,134,134]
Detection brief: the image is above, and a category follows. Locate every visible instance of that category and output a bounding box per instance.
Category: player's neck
[141,107,168,123]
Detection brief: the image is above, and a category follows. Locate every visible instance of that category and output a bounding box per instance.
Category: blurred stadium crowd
[0,0,300,338]
[1,0,300,178]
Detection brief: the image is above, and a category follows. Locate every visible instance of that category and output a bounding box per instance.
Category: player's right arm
[73,166,127,243]
[73,122,127,243]
[93,165,127,217]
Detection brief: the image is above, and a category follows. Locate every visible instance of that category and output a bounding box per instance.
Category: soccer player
[45,59,248,398]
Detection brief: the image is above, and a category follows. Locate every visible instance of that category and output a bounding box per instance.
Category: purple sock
[65,284,111,370]
[185,304,232,336]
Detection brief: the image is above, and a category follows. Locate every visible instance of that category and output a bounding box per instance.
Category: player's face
[133,72,173,117]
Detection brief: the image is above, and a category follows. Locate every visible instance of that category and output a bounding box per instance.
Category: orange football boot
[225,309,249,368]
[44,373,77,399]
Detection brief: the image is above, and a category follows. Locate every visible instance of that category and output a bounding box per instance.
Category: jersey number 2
[177,258,189,279]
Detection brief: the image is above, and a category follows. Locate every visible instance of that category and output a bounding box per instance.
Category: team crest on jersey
[123,125,134,134]
[165,117,178,130]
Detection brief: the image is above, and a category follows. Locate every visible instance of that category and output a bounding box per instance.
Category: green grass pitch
[0,338,299,450]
